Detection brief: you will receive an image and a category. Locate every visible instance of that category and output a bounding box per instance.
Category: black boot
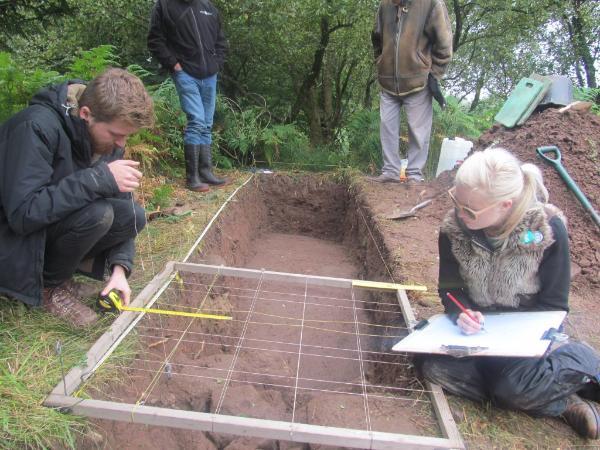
[184,145,209,192]
[198,144,227,186]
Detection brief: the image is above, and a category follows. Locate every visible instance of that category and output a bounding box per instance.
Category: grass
[0,170,249,449]
[449,396,589,449]
[0,303,90,449]
[0,168,595,449]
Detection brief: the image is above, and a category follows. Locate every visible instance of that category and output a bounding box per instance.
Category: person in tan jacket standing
[370,0,453,183]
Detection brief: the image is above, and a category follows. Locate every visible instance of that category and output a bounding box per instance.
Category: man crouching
[0,68,154,327]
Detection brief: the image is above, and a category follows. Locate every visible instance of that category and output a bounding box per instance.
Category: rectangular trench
[68,174,448,449]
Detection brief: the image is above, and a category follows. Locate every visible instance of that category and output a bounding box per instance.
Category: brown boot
[42,284,99,327]
[62,278,101,299]
[562,394,600,439]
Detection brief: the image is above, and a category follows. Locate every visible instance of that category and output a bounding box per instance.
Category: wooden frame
[45,263,464,449]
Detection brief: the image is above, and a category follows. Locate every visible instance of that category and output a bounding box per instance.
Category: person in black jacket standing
[0,68,154,327]
[148,0,228,192]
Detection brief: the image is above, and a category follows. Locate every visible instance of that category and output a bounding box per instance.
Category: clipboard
[392,310,567,357]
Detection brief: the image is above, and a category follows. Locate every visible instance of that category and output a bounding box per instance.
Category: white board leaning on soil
[392,310,567,357]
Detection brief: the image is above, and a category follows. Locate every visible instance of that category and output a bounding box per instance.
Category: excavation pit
[47,174,462,449]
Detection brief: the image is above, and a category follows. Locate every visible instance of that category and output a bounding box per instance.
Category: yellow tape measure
[352,280,427,291]
[97,290,232,321]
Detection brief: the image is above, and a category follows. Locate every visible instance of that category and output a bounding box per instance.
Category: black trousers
[43,197,145,287]
[416,342,600,416]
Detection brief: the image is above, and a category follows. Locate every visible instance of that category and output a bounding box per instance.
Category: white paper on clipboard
[392,310,567,357]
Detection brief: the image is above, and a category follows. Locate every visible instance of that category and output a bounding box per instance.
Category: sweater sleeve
[426,0,453,79]
[529,216,570,312]
[438,231,477,322]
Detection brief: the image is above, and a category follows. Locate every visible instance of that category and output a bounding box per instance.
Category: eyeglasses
[448,187,502,220]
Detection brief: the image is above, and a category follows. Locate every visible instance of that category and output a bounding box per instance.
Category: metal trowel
[385,199,432,220]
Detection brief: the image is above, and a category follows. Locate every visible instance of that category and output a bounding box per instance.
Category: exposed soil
[84,175,437,450]
[80,108,599,450]
[477,108,600,288]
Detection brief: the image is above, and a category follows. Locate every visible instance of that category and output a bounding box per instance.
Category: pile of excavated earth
[476,107,600,288]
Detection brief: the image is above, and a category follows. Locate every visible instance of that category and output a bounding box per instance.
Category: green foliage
[574,87,600,115]
[214,97,312,169]
[342,109,382,174]
[67,45,120,80]
[425,97,495,178]
[0,52,62,122]
[433,97,495,141]
[147,185,174,211]
[260,124,309,167]
[339,98,494,178]
[149,78,186,161]
[217,101,268,165]
[0,299,101,449]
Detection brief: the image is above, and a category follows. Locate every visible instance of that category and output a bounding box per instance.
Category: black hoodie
[148,0,228,79]
[0,82,129,306]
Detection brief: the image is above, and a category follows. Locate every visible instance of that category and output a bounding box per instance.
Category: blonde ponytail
[455,148,549,239]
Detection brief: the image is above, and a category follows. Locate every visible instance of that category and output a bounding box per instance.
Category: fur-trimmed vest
[441,206,563,309]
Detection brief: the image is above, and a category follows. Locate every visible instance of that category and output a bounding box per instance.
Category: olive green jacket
[372,0,453,96]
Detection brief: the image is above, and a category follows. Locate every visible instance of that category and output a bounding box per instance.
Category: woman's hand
[457,309,485,335]
[101,265,131,306]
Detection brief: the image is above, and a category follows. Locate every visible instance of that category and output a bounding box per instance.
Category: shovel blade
[385,211,416,220]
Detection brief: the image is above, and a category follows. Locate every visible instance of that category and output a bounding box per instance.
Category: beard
[88,126,115,156]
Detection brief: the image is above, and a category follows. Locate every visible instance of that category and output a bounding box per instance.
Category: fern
[0,52,62,121]
[343,109,382,173]
[149,78,186,160]
[68,45,120,80]
[126,64,153,81]
[575,87,600,115]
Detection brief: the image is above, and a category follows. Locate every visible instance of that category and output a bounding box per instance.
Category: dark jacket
[372,0,453,96]
[438,207,570,322]
[0,82,131,307]
[147,0,228,79]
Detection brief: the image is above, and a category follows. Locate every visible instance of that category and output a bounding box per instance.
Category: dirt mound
[476,108,600,288]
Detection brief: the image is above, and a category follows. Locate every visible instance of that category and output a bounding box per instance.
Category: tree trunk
[307,86,323,146]
[290,16,354,145]
[567,0,597,88]
[451,0,462,52]
[469,70,486,112]
[322,55,334,141]
[291,16,330,123]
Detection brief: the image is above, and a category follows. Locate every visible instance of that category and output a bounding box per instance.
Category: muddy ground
[82,108,599,449]
[84,175,437,450]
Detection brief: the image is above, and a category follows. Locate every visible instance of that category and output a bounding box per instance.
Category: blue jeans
[172,70,217,145]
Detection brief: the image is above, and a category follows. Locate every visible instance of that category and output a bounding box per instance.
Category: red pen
[446,292,485,331]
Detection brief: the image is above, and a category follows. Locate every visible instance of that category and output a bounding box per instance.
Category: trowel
[385,199,432,220]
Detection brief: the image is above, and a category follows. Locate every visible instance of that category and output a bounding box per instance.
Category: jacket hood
[28,81,92,165]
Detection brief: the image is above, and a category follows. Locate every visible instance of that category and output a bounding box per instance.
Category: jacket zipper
[394,6,408,95]
[472,238,493,254]
[190,9,207,69]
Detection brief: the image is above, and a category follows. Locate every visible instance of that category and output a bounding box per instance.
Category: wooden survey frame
[45,263,464,450]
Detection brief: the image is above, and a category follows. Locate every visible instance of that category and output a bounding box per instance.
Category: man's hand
[101,265,131,306]
[108,160,143,193]
[173,62,182,72]
[457,309,485,335]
